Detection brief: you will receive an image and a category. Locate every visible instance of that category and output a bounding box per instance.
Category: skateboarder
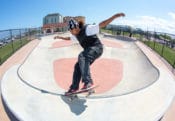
[54,12,125,95]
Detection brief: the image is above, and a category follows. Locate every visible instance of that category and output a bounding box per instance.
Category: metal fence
[1,26,175,70]
[101,27,175,69]
[0,28,42,65]
[135,31,175,68]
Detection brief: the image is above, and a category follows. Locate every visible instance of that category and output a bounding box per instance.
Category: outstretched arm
[54,36,70,40]
[99,13,125,28]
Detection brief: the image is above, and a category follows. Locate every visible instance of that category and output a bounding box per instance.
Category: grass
[163,46,175,66]
[100,29,113,34]
[0,38,30,65]
[143,40,175,67]
[101,28,175,68]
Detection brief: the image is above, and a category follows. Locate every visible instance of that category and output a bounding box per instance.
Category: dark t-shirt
[75,25,102,49]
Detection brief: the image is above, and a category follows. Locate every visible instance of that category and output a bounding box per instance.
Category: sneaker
[65,88,78,95]
[81,82,93,90]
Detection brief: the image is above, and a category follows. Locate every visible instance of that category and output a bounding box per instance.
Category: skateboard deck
[64,85,99,101]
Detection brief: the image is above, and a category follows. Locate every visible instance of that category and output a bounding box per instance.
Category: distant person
[54,13,125,95]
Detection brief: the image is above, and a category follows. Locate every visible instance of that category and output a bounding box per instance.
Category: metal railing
[0,28,42,65]
[101,27,175,69]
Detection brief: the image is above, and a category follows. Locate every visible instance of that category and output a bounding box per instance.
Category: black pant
[70,45,103,90]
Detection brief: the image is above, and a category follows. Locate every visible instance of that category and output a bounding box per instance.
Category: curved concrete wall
[18,36,159,97]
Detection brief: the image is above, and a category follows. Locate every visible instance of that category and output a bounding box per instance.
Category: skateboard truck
[86,89,95,97]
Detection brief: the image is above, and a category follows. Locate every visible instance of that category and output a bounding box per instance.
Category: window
[51,18,53,23]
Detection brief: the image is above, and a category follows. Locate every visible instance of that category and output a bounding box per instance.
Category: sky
[0,0,175,34]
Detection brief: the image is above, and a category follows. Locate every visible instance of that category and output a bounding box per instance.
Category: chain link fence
[101,26,175,70]
[0,28,42,65]
[137,32,175,69]
[1,26,175,72]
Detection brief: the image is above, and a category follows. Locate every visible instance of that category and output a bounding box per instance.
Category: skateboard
[64,85,99,101]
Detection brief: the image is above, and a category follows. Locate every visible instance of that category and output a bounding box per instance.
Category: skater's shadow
[61,95,87,115]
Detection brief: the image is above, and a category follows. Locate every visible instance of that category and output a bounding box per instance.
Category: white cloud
[168,12,175,20]
[114,13,175,34]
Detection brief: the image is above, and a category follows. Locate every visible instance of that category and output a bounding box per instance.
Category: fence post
[0,57,2,65]
[146,30,150,46]
[139,33,142,41]
[19,29,22,47]
[153,31,156,50]
[173,59,175,68]
[29,28,31,40]
[10,29,14,53]
[161,34,166,56]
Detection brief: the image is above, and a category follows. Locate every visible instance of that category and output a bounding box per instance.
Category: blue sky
[0,0,175,34]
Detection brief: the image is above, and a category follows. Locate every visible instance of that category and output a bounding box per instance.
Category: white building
[43,13,63,25]
[43,13,66,34]
[42,13,85,34]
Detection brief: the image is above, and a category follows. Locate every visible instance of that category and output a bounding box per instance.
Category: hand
[115,13,125,18]
[54,36,61,39]
[54,36,58,39]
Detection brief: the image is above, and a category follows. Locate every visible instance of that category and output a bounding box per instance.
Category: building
[43,13,63,24]
[42,13,67,34]
[42,13,85,34]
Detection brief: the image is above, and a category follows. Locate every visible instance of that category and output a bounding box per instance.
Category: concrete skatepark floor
[1,34,175,121]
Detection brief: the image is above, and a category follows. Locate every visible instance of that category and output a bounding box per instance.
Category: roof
[45,13,62,17]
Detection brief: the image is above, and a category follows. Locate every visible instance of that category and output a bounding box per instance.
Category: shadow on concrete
[1,94,19,121]
[61,95,87,115]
